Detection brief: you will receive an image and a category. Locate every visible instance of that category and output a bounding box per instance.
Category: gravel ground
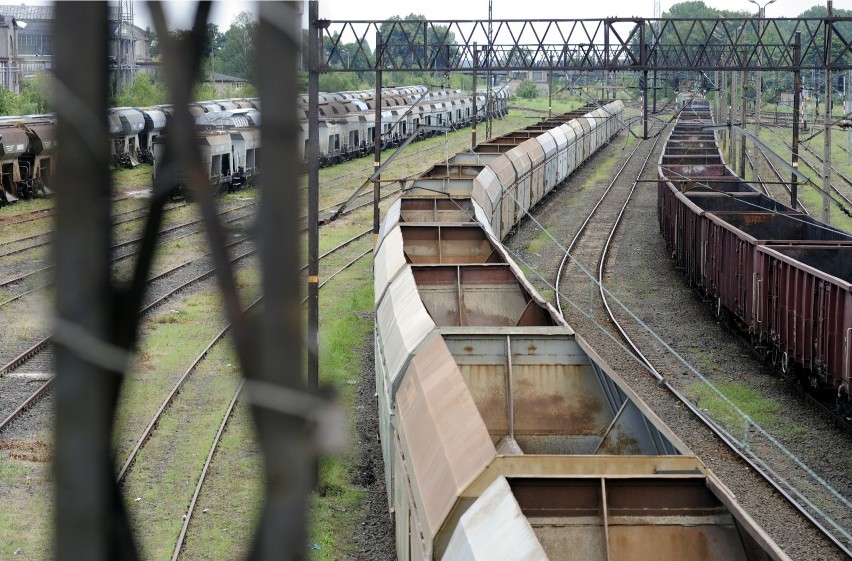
[506,118,852,560]
[349,330,395,561]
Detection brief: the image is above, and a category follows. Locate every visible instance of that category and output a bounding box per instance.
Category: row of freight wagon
[658,98,852,412]
[373,98,791,560]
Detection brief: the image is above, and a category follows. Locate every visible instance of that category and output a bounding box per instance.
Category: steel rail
[554,130,646,315]
[0,200,253,260]
[170,237,373,560]
[116,229,372,481]
[0,247,260,435]
[170,380,244,561]
[0,209,257,303]
[595,122,852,558]
[0,194,136,229]
[762,125,852,211]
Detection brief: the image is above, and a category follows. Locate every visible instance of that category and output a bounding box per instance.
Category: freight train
[374,99,790,560]
[658,98,852,416]
[0,85,509,204]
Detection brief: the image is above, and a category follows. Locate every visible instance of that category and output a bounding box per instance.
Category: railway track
[538,118,852,557]
[0,199,191,260]
[0,205,257,308]
[0,239,260,435]
[166,234,370,560]
[0,206,374,440]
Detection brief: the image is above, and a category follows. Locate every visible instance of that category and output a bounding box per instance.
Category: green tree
[18,75,52,114]
[113,73,167,107]
[150,23,224,82]
[516,80,538,99]
[217,11,258,82]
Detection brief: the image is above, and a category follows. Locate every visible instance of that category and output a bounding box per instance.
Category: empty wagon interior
[400,224,502,264]
[714,212,852,242]
[767,245,852,283]
[441,333,679,455]
[412,266,556,326]
[507,477,766,561]
[399,198,475,223]
[684,193,790,213]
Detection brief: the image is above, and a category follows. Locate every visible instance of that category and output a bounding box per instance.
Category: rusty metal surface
[412,265,556,327]
[439,333,683,457]
[401,224,501,264]
[395,335,497,541]
[399,198,475,223]
[376,264,436,390]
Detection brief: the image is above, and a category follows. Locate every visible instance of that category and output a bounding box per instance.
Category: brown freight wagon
[754,244,852,401]
[704,212,852,327]
[659,186,793,290]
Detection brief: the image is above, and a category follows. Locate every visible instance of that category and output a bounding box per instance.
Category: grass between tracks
[0,104,573,559]
[689,380,804,436]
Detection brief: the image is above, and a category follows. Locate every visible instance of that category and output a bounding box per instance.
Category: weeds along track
[0,193,137,229]
[541,118,850,556]
[748,138,812,214]
[114,229,372,561]
[0,198,192,261]
[0,236,259,438]
[0,200,255,292]
[0,206,257,309]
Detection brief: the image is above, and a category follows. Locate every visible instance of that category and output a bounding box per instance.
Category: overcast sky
[135,0,828,31]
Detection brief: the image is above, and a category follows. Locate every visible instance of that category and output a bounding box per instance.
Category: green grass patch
[122,340,243,561]
[113,165,154,193]
[178,402,263,561]
[113,289,227,460]
[525,229,552,254]
[308,259,373,561]
[0,458,52,559]
[690,380,782,430]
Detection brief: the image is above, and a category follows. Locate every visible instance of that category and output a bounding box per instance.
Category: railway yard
[2,94,850,559]
[4,3,852,561]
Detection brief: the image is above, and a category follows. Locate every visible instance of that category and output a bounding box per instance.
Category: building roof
[0,4,129,22]
[210,71,248,83]
[0,4,53,21]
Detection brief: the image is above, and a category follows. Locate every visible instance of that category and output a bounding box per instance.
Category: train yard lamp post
[748,0,775,180]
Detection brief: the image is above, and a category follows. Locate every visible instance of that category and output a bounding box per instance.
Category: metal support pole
[643,69,649,139]
[373,32,382,237]
[847,69,851,166]
[730,69,737,164]
[641,29,648,140]
[740,63,748,178]
[822,0,833,224]
[55,4,137,560]
[486,0,493,140]
[792,31,801,209]
[307,1,320,392]
[714,70,720,124]
[548,70,552,118]
[652,68,657,113]
[755,7,765,172]
[472,42,477,149]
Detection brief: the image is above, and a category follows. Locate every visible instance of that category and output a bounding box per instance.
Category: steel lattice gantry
[318,17,852,72]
